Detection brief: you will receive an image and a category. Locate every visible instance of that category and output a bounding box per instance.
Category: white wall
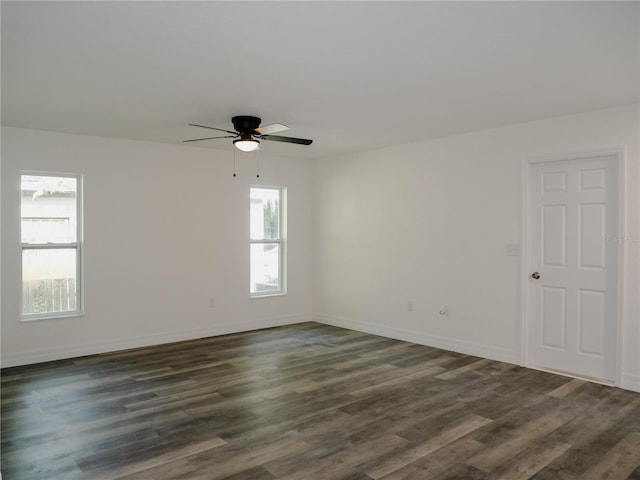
[2,105,638,392]
[312,103,640,392]
[1,128,313,366]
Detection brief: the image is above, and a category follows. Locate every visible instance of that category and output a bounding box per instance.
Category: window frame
[20,172,83,321]
[249,186,286,298]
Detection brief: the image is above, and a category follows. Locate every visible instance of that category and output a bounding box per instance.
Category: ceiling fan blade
[183,135,237,143]
[254,123,289,135]
[189,123,237,135]
[262,135,313,145]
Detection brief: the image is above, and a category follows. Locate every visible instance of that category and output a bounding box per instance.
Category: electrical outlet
[407,301,414,312]
[208,297,216,308]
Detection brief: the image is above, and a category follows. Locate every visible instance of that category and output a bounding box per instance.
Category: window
[250,187,285,296]
[21,173,82,319]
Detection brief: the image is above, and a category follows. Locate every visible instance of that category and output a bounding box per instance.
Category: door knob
[531,272,541,279]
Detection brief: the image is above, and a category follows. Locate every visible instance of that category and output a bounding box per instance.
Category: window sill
[20,312,84,322]
[250,292,287,299]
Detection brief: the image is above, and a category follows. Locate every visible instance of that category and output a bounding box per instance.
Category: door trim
[520,147,625,386]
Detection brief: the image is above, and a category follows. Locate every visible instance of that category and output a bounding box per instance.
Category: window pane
[250,243,280,294]
[250,188,280,240]
[21,175,78,243]
[22,248,78,315]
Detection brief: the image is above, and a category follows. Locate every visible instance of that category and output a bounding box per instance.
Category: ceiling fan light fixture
[233,136,260,152]
[185,117,312,151]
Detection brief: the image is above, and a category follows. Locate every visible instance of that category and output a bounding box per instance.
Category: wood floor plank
[491,438,572,480]
[80,436,227,480]
[266,434,408,480]
[360,414,491,479]
[434,358,493,381]
[349,364,446,397]
[185,433,312,480]
[378,437,485,480]
[579,432,640,480]
[467,408,575,472]
[546,378,589,398]
[2,322,640,480]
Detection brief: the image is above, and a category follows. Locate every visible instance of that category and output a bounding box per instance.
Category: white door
[527,154,619,382]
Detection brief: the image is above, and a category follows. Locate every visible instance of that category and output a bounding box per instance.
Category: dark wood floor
[2,322,639,480]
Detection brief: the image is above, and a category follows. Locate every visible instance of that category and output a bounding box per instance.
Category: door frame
[520,147,626,386]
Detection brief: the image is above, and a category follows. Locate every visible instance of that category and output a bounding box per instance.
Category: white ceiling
[2,1,639,160]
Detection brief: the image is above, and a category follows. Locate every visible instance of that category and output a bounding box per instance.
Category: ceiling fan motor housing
[232,116,261,134]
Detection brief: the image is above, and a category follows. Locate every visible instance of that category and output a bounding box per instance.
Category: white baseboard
[314,313,520,365]
[1,314,309,368]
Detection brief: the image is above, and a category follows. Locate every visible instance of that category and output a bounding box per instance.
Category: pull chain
[232,145,261,178]
[233,149,237,178]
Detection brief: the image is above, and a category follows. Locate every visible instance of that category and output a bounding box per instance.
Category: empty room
[1,1,639,479]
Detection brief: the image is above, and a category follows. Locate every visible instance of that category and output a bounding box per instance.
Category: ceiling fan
[184,116,313,152]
